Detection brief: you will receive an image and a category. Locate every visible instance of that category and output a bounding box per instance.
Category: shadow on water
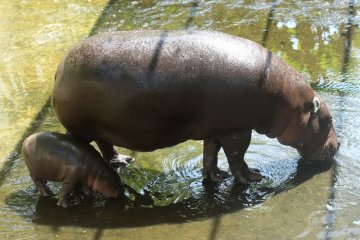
[184,0,200,30]
[341,0,356,78]
[89,0,118,37]
[261,0,278,47]
[5,159,331,229]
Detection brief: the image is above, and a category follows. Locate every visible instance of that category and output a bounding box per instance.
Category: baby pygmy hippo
[22,132,125,207]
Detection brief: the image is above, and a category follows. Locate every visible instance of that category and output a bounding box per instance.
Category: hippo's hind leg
[203,139,229,183]
[95,138,133,167]
[57,182,77,208]
[219,130,262,184]
[64,131,132,167]
[32,177,54,196]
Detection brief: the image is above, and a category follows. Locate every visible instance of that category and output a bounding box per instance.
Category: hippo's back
[52,31,270,151]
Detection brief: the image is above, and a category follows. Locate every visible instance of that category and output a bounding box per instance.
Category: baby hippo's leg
[57,182,77,208]
[32,177,54,196]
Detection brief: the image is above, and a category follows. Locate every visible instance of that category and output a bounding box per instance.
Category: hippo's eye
[320,116,332,131]
[328,116,333,127]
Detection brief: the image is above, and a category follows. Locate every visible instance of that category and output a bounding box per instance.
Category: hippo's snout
[298,138,340,165]
[327,140,340,159]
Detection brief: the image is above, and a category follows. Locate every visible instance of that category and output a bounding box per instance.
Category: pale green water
[0,1,359,239]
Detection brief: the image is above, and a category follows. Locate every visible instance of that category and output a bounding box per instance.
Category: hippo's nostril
[329,144,338,157]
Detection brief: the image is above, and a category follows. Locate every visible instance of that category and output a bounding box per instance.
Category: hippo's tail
[52,69,57,109]
[52,58,65,109]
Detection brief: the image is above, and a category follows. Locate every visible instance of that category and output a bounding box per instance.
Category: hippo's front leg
[203,139,229,183]
[219,130,262,184]
[95,138,133,167]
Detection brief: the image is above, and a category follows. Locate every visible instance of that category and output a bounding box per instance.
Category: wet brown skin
[22,132,125,207]
[52,30,339,184]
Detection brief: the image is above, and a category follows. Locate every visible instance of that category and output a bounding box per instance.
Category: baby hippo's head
[92,165,125,198]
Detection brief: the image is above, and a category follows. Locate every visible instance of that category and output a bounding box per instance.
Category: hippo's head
[278,95,340,164]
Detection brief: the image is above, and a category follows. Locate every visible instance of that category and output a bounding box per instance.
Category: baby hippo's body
[22,132,124,207]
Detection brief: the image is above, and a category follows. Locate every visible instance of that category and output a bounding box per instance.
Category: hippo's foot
[37,188,54,197]
[38,187,54,197]
[109,154,134,168]
[247,168,263,181]
[203,167,230,183]
[95,139,134,167]
[57,198,70,208]
[233,168,263,184]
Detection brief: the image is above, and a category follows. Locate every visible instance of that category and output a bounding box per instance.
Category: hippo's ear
[312,96,321,114]
[304,96,321,117]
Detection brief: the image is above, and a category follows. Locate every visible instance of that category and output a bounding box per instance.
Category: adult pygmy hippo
[52,30,339,184]
[22,132,124,207]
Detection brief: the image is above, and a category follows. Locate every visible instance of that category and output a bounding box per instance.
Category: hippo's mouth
[302,155,334,165]
[297,140,339,165]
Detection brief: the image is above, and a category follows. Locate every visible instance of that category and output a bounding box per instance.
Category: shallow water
[0,0,359,239]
